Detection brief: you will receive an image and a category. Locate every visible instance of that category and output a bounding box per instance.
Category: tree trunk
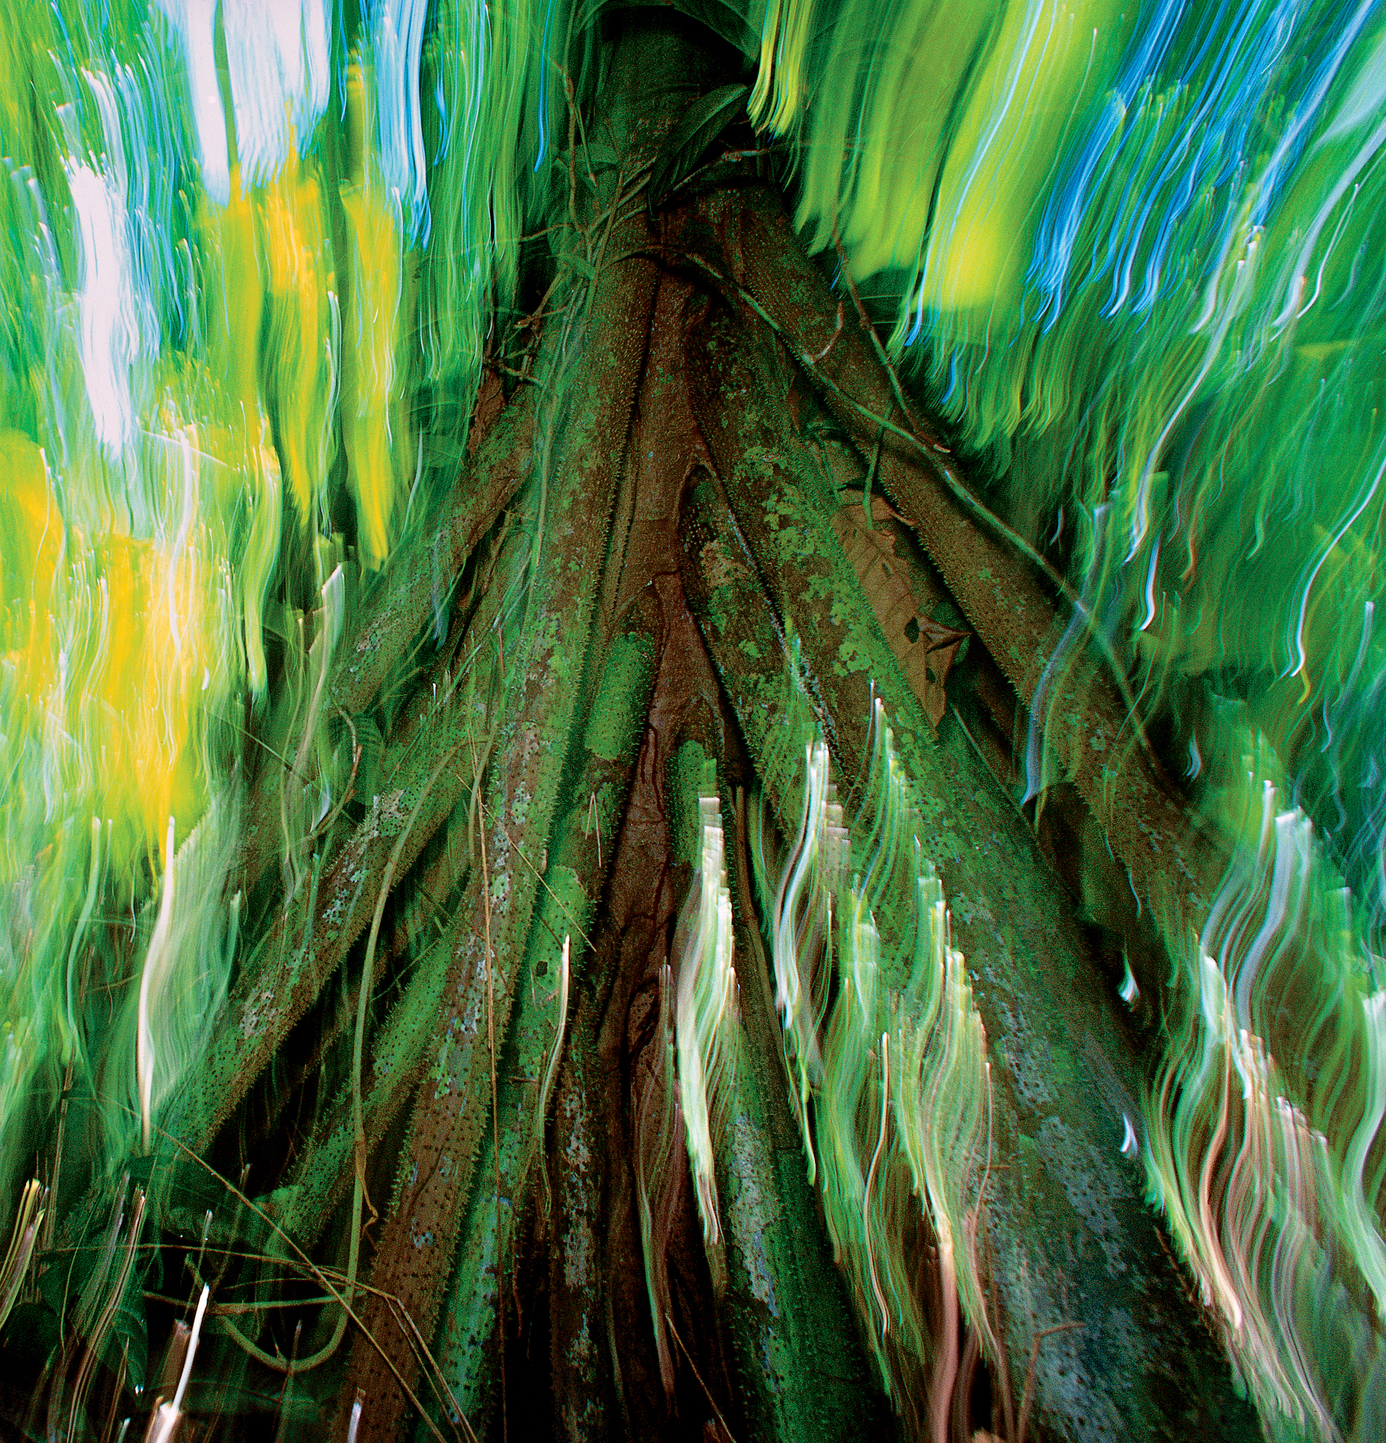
[6,15,1262,1443]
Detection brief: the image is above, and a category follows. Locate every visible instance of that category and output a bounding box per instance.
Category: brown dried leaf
[829,495,968,727]
[467,364,506,456]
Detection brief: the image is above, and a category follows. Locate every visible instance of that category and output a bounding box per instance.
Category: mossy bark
[114,18,1263,1443]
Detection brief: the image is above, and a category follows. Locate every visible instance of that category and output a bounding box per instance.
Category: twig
[213,740,465,1379]
[862,423,883,530]
[304,705,363,846]
[809,299,844,362]
[662,242,1163,768]
[150,1121,470,1443]
[831,219,925,439]
[676,249,1068,584]
[665,1312,736,1442]
[660,148,764,204]
[477,797,595,950]
[1016,1322,1083,1443]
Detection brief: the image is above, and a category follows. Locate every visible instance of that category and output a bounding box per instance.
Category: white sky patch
[82,66,163,373]
[67,163,140,454]
[82,68,128,196]
[223,0,331,188]
[158,0,230,205]
[371,0,431,243]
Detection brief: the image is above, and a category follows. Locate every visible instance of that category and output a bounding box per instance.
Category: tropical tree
[2,2,1386,1440]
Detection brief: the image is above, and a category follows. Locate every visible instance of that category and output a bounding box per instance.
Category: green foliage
[3,2,1386,1440]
